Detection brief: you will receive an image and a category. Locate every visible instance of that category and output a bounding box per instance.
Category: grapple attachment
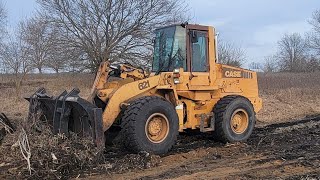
[26,88,105,148]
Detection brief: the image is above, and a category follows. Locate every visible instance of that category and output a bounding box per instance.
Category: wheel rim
[230,109,249,134]
[145,113,169,143]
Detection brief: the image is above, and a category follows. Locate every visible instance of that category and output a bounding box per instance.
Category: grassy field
[0,73,94,119]
[256,72,320,125]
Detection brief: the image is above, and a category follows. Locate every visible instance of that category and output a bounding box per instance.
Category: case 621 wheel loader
[27,23,262,154]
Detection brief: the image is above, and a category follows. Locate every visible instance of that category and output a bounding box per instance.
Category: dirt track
[91,116,320,180]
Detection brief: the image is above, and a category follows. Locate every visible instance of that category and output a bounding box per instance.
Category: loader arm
[88,61,110,102]
[102,75,161,131]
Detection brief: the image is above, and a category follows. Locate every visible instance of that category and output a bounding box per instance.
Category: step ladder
[199,112,215,132]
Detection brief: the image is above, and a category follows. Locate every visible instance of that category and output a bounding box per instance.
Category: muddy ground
[1,116,320,180]
[103,117,320,179]
[90,115,320,180]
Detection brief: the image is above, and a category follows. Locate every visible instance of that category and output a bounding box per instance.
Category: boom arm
[88,61,110,102]
[102,75,160,131]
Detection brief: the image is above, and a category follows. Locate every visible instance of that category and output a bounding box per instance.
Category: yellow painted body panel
[101,75,161,131]
[92,25,262,133]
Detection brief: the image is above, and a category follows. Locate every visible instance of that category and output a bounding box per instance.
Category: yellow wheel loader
[27,23,262,154]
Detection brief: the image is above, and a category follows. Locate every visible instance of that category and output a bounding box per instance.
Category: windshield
[152,26,186,73]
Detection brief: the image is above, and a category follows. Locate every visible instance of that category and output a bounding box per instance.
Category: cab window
[191,31,208,72]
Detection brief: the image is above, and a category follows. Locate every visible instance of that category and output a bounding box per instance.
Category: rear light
[174,78,180,84]
[173,68,181,84]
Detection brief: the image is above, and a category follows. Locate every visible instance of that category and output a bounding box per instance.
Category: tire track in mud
[105,116,320,180]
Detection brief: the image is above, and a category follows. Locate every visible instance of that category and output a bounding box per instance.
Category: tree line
[0,0,249,76]
[262,11,320,73]
[0,0,188,75]
[1,1,318,75]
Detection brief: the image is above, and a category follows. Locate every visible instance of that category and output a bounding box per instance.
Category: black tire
[213,95,256,143]
[104,126,121,146]
[120,96,179,154]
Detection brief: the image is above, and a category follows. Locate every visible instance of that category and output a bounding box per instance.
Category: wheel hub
[148,118,162,135]
[231,109,249,134]
[145,113,169,143]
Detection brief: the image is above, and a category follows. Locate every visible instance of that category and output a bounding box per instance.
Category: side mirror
[191,31,198,43]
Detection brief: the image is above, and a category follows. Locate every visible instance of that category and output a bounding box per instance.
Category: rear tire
[120,96,178,154]
[213,96,256,143]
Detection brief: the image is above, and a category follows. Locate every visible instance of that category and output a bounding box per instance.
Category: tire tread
[120,96,176,154]
[213,95,254,143]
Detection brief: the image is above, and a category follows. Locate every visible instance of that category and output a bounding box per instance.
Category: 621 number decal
[138,80,150,90]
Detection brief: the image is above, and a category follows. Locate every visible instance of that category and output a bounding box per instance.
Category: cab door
[189,30,210,87]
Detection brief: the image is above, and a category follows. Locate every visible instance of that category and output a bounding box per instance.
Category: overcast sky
[4,0,320,66]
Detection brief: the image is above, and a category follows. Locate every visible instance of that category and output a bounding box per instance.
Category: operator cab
[152,23,213,74]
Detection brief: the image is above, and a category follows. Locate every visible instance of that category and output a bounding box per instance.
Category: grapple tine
[93,108,104,149]
[27,87,47,122]
[52,90,68,134]
[26,88,105,149]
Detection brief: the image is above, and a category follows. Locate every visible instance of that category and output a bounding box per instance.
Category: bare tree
[44,27,67,73]
[48,42,85,73]
[46,45,69,73]
[37,0,188,71]
[0,24,32,98]
[0,1,7,74]
[248,62,263,71]
[0,0,6,40]
[277,33,309,72]
[39,25,84,73]
[217,41,246,67]
[305,54,320,72]
[309,10,320,55]
[263,55,278,73]
[21,16,86,74]
[20,16,56,74]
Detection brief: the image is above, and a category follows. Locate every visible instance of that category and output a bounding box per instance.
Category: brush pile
[0,115,161,179]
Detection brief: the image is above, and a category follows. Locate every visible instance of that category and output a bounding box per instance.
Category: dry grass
[1,72,320,125]
[258,72,320,91]
[257,72,320,125]
[0,73,94,120]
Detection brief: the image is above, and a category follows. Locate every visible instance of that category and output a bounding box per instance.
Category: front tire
[121,96,178,154]
[213,96,256,143]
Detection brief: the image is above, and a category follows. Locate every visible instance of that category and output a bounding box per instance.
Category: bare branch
[308,10,320,56]
[20,16,55,73]
[37,0,188,71]
[218,40,247,67]
[276,33,309,72]
[0,22,33,98]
